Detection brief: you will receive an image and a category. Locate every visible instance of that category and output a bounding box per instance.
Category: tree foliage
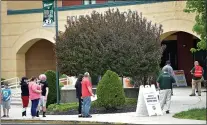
[55,9,163,85]
[184,0,207,52]
[96,70,125,110]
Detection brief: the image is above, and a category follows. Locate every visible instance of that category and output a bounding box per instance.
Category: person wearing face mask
[28,77,42,119]
[20,77,29,117]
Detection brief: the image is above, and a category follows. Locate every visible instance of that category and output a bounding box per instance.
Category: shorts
[22,96,29,108]
[39,96,47,107]
[2,100,11,109]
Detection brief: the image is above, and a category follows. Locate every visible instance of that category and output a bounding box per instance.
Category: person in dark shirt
[20,77,29,117]
[75,74,84,117]
[157,68,176,114]
[37,77,49,117]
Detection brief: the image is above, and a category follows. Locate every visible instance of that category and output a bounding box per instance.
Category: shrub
[45,70,59,107]
[59,82,64,88]
[96,70,125,110]
[60,74,67,79]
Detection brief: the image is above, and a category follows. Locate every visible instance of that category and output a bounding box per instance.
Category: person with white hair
[37,74,49,117]
[157,67,176,114]
[81,72,95,118]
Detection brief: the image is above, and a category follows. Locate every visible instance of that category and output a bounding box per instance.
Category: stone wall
[60,88,139,103]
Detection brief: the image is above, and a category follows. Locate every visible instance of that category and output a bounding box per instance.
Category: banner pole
[55,0,60,105]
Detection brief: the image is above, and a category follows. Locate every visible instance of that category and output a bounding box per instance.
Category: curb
[1,119,127,124]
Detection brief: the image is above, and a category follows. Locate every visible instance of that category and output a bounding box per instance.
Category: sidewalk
[1,87,206,124]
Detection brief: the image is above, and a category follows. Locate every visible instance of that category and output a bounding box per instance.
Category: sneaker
[84,115,92,118]
[6,115,9,118]
[2,115,6,118]
[78,114,83,118]
[166,110,170,114]
[198,94,201,96]
[189,94,196,96]
[43,115,46,117]
[36,111,39,117]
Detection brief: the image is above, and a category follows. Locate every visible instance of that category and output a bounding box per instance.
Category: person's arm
[86,81,94,96]
[171,76,176,89]
[156,75,161,90]
[190,67,195,75]
[45,87,49,100]
[75,81,78,88]
[32,84,41,94]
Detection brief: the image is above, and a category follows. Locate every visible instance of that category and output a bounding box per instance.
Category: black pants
[78,97,83,114]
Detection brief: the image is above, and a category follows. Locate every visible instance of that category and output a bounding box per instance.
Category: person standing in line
[190,61,204,96]
[75,74,84,117]
[20,77,29,117]
[157,68,176,114]
[81,72,95,118]
[37,74,49,117]
[1,82,11,117]
[162,60,175,95]
[28,77,41,119]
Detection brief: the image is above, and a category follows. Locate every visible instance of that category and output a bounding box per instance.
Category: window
[83,0,96,5]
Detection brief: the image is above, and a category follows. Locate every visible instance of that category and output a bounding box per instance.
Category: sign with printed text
[174,70,187,87]
[142,86,163,116]
[43,0,55,27]
[136,85,163,117]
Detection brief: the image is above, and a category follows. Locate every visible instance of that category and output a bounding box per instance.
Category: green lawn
[173,108,207,121]
[48,98,137,112]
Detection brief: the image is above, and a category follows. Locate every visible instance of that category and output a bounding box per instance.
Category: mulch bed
[48,105,136,115]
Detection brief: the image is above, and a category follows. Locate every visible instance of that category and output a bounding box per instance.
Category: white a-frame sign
[136,85,163,116]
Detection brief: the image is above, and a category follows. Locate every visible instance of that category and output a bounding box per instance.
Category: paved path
[1,87,206,124]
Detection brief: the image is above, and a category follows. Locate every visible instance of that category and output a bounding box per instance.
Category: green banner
[43,0,55,27]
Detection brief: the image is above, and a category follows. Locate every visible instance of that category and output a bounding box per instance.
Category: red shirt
[81,77,92,97]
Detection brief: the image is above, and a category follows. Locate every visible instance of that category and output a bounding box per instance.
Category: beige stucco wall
[7,1,62,10]
[1,1,197,79]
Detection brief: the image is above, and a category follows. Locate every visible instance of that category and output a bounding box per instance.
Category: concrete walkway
[1,87,206,124]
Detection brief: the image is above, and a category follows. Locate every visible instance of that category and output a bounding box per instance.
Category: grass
[173,108,207,121]
[47,98,137,112]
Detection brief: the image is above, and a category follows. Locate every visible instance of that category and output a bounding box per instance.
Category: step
[11,101,22,106]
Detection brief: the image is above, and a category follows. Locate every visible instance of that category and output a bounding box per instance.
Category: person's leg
[190,79,196,96]
[197,79,202,96]
[42,96,47,117]
[2,102,6,117]
[22,96,27,116]
[82,97,86,117]
[78,97,82,115]
[34,99,40,117]
[31,100,35,118]
[37,97,42,117]
[6,100,11,117]
[85,96,92,117]
[159,90,167,110]
[165,89,172,114]
[24,96,29,116]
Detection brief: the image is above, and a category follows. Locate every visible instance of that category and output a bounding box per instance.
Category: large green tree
[55,9,163,85]
[184,0,207,52]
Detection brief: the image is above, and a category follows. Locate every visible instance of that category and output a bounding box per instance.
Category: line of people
[20,75,49,119]
[0,74,49,118]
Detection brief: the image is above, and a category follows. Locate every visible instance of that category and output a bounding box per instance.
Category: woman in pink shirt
[28,77,41,119]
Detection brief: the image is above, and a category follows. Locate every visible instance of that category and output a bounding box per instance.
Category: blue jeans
[31,99,39,117]
[82,96,91,116]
